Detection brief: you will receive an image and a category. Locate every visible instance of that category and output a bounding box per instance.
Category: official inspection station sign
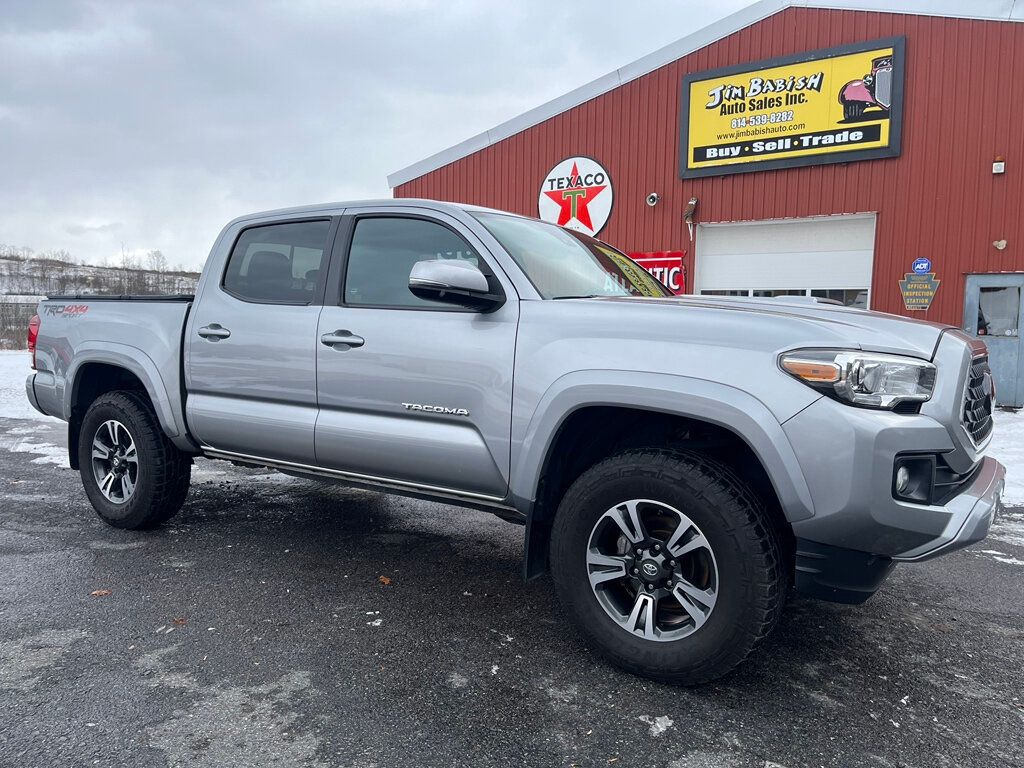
[899,268,940,311]
[680,37,904,178]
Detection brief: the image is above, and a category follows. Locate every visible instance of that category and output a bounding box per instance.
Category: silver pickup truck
[25,199,1005,683]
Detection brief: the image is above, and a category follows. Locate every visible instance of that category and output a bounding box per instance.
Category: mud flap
[523,515,551,582]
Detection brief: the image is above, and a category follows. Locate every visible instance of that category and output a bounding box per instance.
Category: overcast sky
[2,0,747,270]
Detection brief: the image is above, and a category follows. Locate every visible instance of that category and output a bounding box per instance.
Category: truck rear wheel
[549,449,786,684]
[78,391,191,529]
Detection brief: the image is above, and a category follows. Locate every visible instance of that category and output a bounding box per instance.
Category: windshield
[474,213,670,299]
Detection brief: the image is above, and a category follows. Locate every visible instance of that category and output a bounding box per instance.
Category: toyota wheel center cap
[640,560,662,580]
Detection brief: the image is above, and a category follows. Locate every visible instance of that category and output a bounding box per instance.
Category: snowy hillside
[0,253,198,297]
[0,253,199,348]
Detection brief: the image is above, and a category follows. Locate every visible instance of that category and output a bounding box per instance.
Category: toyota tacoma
[25,199,1005,683]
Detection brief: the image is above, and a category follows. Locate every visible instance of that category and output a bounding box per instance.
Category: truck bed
[30,295,194,444]
[46,294,195,302]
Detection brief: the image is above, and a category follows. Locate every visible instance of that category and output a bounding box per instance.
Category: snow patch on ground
[990,509,1024,549]
[667,752,742,768]
[977,549,1024,567]
[0,351,61,422]
[989,409,1024,505]
[545,683,578,704]
[447,672,468,689]
[992,554,1024,566]
[0,431,67,466]
[639,714,674,737]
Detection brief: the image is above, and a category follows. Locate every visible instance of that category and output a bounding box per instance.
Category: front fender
[839,79,873,104]
[65,342,195,451]
[511,369,815,522]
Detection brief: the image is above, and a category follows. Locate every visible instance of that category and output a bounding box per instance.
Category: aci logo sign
[912,257,932,274]
[538,157,614,237]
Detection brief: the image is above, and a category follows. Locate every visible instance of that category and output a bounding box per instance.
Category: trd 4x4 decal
[43,304,89,318]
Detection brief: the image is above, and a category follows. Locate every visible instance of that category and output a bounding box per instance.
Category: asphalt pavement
[1,415,1022,768]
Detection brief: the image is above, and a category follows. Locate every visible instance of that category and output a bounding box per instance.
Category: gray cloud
[63,221,122,235]
[1,0,746,269]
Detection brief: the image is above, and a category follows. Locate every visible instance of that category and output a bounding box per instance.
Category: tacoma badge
[401,402,470,416]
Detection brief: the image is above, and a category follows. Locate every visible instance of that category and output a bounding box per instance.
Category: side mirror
[409,259,504,311]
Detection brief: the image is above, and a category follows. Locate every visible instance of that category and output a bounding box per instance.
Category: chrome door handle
[320,330,364,348]
[198,324,231,340]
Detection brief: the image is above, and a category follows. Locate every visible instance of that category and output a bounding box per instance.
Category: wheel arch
[65,346,195,468]
[513,371,814,579]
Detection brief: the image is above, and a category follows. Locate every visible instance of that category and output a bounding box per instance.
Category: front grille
[874,67,893,108]
[932,456,982,506]
[962,355,994,444]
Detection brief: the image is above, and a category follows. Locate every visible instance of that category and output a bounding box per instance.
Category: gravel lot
[1,411,1023,768]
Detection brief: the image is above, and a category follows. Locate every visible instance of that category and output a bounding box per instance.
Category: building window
[978,286,1021,337]
[810,289,868,307]
[700,288,868,308]
[753,289,805,298]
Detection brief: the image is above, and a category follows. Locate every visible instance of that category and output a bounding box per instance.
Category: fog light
[895,466,911,494]
[892,455,936,504]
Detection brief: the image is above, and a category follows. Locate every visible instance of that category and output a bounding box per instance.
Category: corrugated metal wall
[395,7,1024,326]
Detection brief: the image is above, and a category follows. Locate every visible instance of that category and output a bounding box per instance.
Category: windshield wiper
[551,294,604,300]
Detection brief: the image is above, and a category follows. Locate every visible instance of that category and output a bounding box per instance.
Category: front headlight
[780,349,936,409]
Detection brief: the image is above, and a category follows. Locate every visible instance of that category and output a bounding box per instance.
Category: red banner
[628,251,686,295]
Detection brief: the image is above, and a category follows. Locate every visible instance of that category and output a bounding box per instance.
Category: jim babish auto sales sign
[680,37,905,177]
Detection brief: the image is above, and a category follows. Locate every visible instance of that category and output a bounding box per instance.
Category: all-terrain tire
[549,449,786,685]
[78,391,191,529]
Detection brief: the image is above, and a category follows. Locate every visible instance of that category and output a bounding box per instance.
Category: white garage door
[694,214,876,307]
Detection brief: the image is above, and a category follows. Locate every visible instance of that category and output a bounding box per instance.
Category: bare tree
[147,249,168,274]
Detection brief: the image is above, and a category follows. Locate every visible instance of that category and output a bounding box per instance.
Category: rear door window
[223,220,331,304]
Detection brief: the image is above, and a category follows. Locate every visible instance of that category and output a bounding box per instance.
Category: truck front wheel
[78,391,191,529]
[842,101,865,121]
[549,449,786,684]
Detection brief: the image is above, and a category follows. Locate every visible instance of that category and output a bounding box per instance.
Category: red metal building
[390,0,1024,406]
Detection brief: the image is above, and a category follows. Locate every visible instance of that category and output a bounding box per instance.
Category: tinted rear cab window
[223,220,331,304]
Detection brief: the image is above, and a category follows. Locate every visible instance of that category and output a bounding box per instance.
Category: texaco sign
[538,157,613,236]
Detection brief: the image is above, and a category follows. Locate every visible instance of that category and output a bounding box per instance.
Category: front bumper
[793,458,1004,603]
[782,392,1004,601]
[782,394,1001,557]
[892,455,1004,561]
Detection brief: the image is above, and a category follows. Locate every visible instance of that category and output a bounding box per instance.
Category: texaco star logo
[538,157,613,236]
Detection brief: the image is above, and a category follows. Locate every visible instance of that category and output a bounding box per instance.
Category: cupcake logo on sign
[538,157,614,237]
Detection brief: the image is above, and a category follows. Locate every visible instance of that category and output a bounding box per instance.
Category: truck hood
[584,295,951,359]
